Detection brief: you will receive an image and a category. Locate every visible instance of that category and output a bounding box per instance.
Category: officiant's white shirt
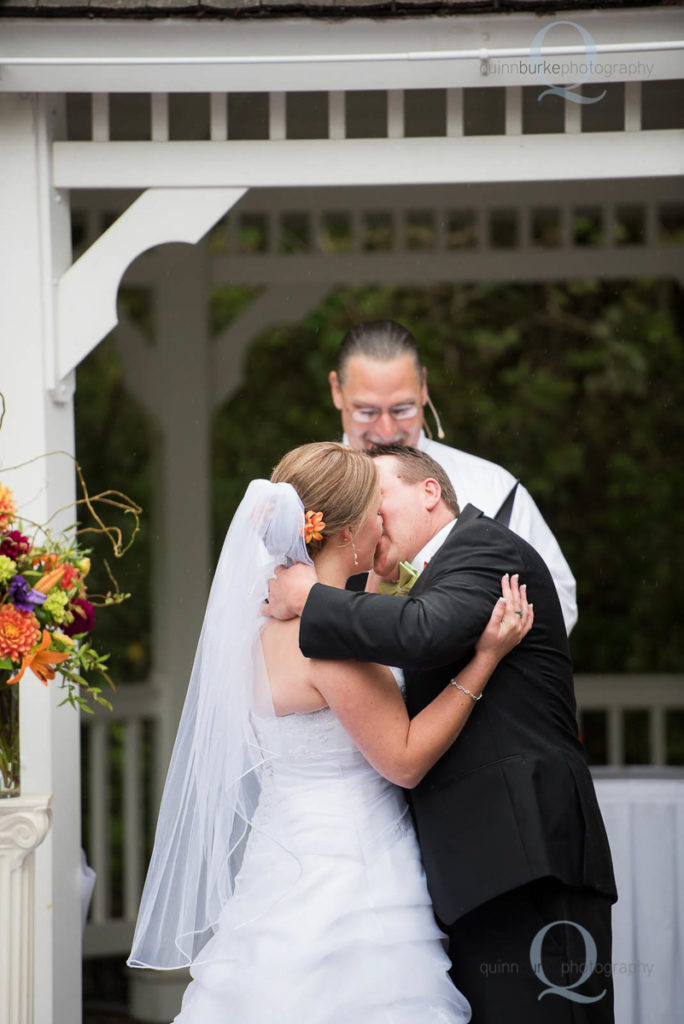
[344,430,577,633]
[417,434,576,633]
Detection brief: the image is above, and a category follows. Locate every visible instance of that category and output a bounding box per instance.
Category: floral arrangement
[0,477,135,714]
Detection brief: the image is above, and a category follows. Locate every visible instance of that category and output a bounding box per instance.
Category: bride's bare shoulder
[260,618,325,714]
[260,617,305,659]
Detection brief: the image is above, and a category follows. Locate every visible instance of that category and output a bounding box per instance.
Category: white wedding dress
[173,673,471,1024]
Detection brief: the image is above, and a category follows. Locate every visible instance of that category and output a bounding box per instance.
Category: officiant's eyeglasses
[350,403,420,425]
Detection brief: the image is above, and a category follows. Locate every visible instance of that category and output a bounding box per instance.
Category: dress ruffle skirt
[173,709,471,1023]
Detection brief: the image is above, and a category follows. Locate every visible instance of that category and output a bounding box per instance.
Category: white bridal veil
[128,480,312,970]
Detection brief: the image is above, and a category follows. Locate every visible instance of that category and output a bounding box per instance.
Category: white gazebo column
[0,795,53,1024]
[121,242,213,1022]
[0,94,80,1024]
[150,243,213,771]
[53,183,244,1021]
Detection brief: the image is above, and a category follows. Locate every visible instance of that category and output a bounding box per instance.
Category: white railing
[575,674,684,768]
[82,683,161,957]
[81,674,684,959]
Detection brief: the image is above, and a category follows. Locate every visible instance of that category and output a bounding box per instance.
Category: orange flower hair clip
[304,510,326,544]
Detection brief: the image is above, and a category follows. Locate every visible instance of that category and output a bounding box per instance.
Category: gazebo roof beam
[68,177,683,213]
[1,10,682,91]
[203,250,684,288]
[53,131,684,190]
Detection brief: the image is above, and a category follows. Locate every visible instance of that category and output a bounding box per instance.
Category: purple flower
[8,575,47,613]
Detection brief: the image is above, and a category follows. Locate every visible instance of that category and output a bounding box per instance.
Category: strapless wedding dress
[174,677,471,1023]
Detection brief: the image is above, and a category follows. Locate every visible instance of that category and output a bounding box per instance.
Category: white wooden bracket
[56,186,247,380]
[210,284,331,409]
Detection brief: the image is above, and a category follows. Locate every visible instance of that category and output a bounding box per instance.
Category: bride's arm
[311,575,532,789]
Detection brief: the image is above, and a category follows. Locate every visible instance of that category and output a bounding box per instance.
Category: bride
[128,442,532,1023]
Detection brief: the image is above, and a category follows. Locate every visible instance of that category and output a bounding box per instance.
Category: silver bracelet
[450,680,483,702]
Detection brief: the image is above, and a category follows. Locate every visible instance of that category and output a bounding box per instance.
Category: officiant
[328,320,577,633]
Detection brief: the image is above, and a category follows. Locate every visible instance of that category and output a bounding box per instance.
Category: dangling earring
[351,541,359,567]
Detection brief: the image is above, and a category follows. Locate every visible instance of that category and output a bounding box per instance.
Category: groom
[264,445,617,1023]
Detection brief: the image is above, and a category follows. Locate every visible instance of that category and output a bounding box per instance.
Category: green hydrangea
[43,589,69,624]
[0,555,17,585]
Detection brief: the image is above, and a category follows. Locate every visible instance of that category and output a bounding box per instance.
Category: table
[593,769,684,1024]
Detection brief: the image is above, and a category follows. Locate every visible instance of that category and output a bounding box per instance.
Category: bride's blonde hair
[271,442,378,555]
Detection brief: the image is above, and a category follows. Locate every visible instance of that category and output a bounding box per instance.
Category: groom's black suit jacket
[299,505,617,924]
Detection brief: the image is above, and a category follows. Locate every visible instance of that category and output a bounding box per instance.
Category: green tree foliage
[74,325,153,683]
[75,278,684,683]
[211,279,684,674]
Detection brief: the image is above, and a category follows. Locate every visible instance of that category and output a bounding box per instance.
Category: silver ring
[514,610,523,618]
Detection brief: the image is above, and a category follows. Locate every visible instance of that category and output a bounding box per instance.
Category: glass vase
[0,677,21,797]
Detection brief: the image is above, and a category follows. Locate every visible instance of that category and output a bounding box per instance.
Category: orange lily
[33,566,66,594]
[304,510,326,544]
[7,630,70,686]
[32,552,60,570]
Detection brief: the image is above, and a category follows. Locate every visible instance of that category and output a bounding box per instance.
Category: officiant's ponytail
[337,320,422,385]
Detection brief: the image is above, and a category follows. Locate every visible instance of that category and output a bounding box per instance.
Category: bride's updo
[271,442,378,555]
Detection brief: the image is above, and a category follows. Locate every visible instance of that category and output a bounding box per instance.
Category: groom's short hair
[369,445,460,517]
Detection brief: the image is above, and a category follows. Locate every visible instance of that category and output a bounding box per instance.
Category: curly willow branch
[0,396,142,564]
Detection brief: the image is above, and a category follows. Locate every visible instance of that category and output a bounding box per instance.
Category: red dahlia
[63,597,96,637]
[0,530,31,562]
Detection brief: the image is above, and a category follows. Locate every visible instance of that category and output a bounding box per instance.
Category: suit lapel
[409,504,484,597]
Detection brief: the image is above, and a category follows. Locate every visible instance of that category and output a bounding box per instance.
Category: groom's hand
[262,563,318,620]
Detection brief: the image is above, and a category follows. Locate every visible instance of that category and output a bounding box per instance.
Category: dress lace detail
[274,705,343,759]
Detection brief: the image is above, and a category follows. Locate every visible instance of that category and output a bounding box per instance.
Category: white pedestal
[0,793,52,1024]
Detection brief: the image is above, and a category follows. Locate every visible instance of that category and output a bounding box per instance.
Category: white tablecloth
[593,770,684,1024]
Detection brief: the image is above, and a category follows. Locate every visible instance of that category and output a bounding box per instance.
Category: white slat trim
[123,719,142,920]
[446,88,464,137]
[608,707,625,766]
[91,93,110,143]
[624,81,642,132]
[269,91,286,140]
[387,89,404,139]
[505,85,522,135]
[210,92,228,141]
[328,91,345,140]
[89,722,109,924]
[151,93,169,142]
[564,92,582,134]
[650,706,666,765]
[646,201,659,247]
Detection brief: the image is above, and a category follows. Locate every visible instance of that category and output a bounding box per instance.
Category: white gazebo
[1,2,683,1021]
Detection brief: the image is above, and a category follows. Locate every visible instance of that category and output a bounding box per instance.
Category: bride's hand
[262,562,318,619]
[475,574,533,661]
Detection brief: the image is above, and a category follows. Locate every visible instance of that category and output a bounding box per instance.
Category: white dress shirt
[392,521,457,696]
[411,520,457,573]
[416,434,577,633]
